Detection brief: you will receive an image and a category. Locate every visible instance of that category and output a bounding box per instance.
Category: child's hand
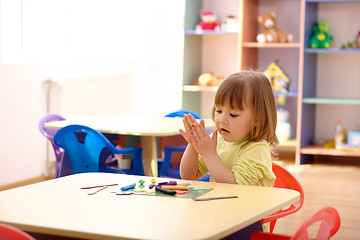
[190,122,218,159]
[179,113,200,144]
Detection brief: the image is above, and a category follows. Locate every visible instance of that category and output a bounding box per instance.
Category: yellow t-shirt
[198,135,276,187]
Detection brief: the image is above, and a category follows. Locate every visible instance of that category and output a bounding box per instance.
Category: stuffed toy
[194,73,224,86]
[341,31,360,49]
[196,10,220,31]
[256,12,292,43]
[309,21,333,48]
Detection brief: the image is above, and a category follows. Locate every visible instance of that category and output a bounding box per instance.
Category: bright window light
[1,0,185,116]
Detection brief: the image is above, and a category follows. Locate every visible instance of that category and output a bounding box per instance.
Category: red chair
[261,162,305,232]
[251,206,341,240]
[0,223,36,240]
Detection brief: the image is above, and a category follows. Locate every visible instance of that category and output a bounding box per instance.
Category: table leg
[140,136,158,177]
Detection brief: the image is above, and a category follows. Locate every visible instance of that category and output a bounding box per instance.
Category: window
[1,0,185,65]
[1,0,185,115]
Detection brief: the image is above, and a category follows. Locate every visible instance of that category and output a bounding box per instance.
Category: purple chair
[39,114,66,178]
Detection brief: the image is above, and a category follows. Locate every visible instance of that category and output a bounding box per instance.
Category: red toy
[196,10,220,31]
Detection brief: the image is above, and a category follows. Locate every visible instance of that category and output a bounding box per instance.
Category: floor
[274,153,360,240]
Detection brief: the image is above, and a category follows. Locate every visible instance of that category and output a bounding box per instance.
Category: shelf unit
[182,0,240,118]
[300,0,360,163]
[182,0,360,164]
[182,0,302,151]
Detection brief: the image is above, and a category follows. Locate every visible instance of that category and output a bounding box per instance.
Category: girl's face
[214,101,253,142]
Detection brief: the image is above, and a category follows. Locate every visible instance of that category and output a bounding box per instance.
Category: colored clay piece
[155,186,176,195]
[133,188,155,194]
[138,179,145,189]
[139,179,145,185]
[174,190,189,195]
[120,183,136,191]
[162,185,188,190]
[150,178,156,184]
[177,181,193,186]
[115,189,134,195]
[158,181,177,186]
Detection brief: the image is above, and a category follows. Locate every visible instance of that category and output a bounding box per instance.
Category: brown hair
[212,69,279,148]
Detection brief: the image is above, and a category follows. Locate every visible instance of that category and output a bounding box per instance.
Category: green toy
[309,21,333,48]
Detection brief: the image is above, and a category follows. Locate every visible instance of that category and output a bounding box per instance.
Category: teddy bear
[256,12,293,43]
[196,10,220,31]
[309,21,333,48]
[194,73,224,86]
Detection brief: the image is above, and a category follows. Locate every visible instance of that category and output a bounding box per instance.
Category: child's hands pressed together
[179,114,218,158]
[190,121,218,159]
[179,113,202,144]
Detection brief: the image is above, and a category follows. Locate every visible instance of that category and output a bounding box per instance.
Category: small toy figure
[196,10,220,31]
[256,12,293,43]
[341,31,360,49]
[263,61,290,107]
[309,21,333,48]
[220,15,239,32]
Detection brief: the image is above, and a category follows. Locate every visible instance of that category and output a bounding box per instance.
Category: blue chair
[39,114,66,178]
[54,124,144,176]
[158,110,202,179]
[198,172,210,181]
[164,110,202,119]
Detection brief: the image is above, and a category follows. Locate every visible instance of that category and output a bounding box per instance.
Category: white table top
[44,114,216,176]
[44,114,216,137]
[0,173,300,240]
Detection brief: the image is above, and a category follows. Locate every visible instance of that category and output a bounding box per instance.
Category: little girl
[179,69,279,186]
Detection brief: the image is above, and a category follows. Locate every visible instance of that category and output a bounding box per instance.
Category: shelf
[184,85,299,97]
[183,85,218,92]
[306,0,360,2]
[243,42,301,48]
[305,48,360,53]
[185,30,238,35]
[303,98,360,105]
[276,139,297,152]
[301,146,360,157]
[274,91,299,97]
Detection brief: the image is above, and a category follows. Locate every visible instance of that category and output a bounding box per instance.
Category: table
[45,115,216,177]
[0,173,300,240]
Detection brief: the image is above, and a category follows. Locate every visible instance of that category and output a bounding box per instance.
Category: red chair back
[251,207,341,240]
[292,206,340,240]
[0,223,35,240]
[261,162,305,232]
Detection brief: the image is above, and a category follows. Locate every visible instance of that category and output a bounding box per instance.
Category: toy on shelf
[341,31,360,49]
[196,10,220,31]
[263,61,290,107]
[220,15,239,32]
[256,12,293,44]
[309,21,333,48]
[276,108,291,143]
[193,73,224,87]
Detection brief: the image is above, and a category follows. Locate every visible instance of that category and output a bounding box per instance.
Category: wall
[0,62,134,186]
[0,0,185,186]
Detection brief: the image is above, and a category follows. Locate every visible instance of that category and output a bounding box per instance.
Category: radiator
[51,72,134,117]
